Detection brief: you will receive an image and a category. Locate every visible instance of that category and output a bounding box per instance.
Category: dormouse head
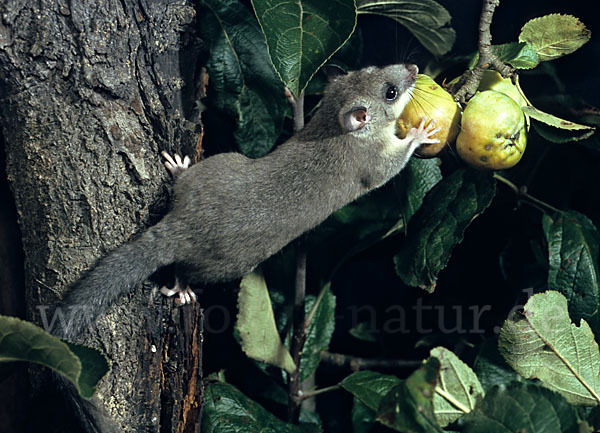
[322,64,418,136]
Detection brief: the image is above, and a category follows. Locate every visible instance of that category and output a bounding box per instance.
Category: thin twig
[493,173,561,214]
[299,384,341,401]
[321,351,422,371]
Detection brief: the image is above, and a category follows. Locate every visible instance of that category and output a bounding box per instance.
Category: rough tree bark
[0,0,205,431]
[0,140,27,433]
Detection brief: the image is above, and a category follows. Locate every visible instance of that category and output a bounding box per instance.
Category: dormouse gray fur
[52,63,439,433]
[58,63,438,341]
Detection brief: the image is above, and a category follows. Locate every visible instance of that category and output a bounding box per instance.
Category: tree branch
[286,89,307,423]
[452,0,514,103]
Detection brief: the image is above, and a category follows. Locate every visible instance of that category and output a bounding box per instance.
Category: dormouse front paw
[405,118,441,149]
[161,151,191,177]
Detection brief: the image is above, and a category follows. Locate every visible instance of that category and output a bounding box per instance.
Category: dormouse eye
[385,84,399,101]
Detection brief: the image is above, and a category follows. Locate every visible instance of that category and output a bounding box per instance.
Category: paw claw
[403,117,442,149]
[160,286,178,297]
[162,152,191,176]
[161,280,197,306]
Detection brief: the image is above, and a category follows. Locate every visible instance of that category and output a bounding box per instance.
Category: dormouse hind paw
[160,279,197,306]
[161,151,191,177]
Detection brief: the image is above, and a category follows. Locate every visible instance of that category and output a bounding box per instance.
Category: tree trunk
[0,0,205,431]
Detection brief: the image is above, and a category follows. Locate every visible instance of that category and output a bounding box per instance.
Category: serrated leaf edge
[518,13,591,61]
[357,1,455,56]
[505,291,600,405]
[430,347,484,425]
[0,315,84,391]
[64,340,111,399]
[522,106,595,131]
[251,0,358,97]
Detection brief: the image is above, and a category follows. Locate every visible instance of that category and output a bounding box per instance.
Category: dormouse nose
[405,64,418,80]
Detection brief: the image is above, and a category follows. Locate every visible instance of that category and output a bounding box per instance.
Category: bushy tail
[53,220,175,341]
[38,221,176,432]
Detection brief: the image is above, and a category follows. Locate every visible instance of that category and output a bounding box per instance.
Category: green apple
[479,70,530,130]
[478,70,527,108]
[456,90,527,170]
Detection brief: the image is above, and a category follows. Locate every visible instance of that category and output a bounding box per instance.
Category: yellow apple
[396,74,461,158]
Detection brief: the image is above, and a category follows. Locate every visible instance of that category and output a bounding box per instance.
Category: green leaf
[351,397,376,433]
[340,370,402,411]
[468,42,540,70]
[300,285,336,382]
[198,0,288,157]
[499,290,600,406]
[0,315,79,383]
[397,158,443,226]
[462,382,579,433]
[376,358,445,432]
[497,42,540,69]
[329,26,365,71]
[202,381,304,433]
[473,339,520,393]
[523,106,595,131]
[429,346,484,427]
[543,211,600,335]
[522,94,596,141]
[251,0,357,97]
[532,94,600,132]
[0,315,109,399]
[533,121,596,144]
[357,0,455,56]
[299,422,322,433]
[298,410,323,433]
[586,406,600,431]
[394,169,496,292]
[236,271,296,374]
[519,14,591,62]
[64,342,110,399]
[349,321,378,343]
[303,28,365,96]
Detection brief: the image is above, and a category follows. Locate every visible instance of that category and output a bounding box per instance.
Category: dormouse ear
[322,64,347,82]
[343,107,371,132]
